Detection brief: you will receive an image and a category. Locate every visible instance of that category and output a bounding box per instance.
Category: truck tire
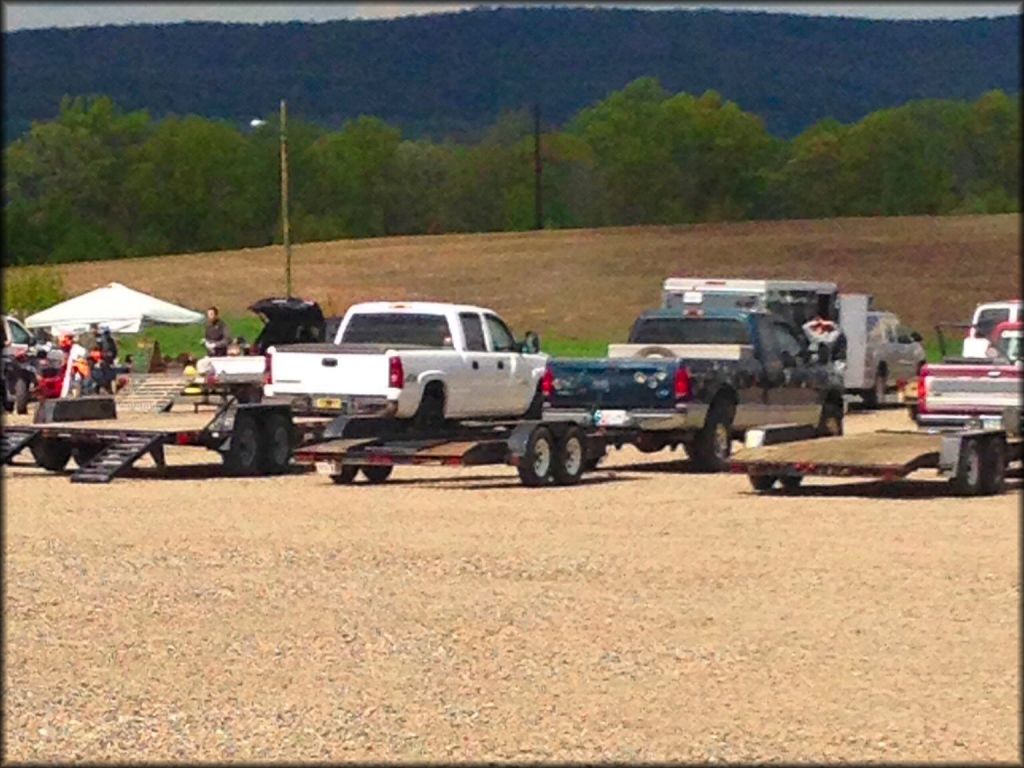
[690,399,735,473]
[862,369,886,409]
[222,413,262,476]
[524,386,544,420]
[981,437,1006,496]
[817,400,844,437]
[517,425,555,487]
[259,411,293,475]
[330,465,359,484]
[14,377,30,415]
[552,427,585,486]
[413,384,446,431]
[72,444,105,468]
[748,474,777,492]
[30,439,72,472]
[951,438,983,496]
[361,465,393,484]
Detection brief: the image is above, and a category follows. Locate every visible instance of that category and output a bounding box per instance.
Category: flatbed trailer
[1,395,330,483]
[293,415,608,487]
[730,424,1022,496]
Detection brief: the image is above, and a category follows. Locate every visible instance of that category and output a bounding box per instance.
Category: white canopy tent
[24,282,204,335]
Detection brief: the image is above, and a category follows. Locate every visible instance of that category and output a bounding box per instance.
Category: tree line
[3,79,1019,266]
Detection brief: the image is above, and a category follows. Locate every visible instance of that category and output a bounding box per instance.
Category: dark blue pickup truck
[541,308,845,471]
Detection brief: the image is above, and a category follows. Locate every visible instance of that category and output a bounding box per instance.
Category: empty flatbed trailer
[731,426,1022,496]
[1,396,329,483]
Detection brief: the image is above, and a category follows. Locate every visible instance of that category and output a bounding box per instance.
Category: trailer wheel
[552,427,585,486]
[259,411,293,475]
[517,425,554,487]
[330,465,359,484]
[223,413,262,476]
[14,378,30,415]
[780,475,804,491]
[951,438,983,496]
[361,465,393,484]
[748,474,777,492]
[72,444,104,468]
[690,400,735,472]
[981,437,1006,496]
[30,439,72,472]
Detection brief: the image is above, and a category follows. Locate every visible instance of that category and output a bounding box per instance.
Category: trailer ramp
[2,428,39,464]
[70,433,167,483]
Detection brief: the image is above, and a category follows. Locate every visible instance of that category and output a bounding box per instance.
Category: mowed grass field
[6,214,1019,353]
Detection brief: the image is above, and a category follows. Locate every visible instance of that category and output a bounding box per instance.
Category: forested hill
[3,7,1020,142]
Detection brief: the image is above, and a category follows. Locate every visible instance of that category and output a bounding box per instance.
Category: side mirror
[520,331,540,355]
[910,331,922,343]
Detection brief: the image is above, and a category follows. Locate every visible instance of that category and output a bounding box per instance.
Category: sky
[2,2,1021,31]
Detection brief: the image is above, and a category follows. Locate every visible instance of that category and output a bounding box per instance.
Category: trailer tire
[552,427,585,486]
[330,465,359,484]
[223,413,262,476]
[259,411,293,475]
[517,425,554,487]
[14,378,30,415]
[361,465,393,484]
[72,444,104,468]
[981,437,1006,496]
[30,439,72,472]
[748,474,777,492]
[951,438,983,496]
[690,399,735,473]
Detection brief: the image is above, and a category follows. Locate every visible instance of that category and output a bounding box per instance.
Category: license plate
[982,417,1002,431]
[315,397,343,410]
[594,409,629,427]
[315,461,336,475]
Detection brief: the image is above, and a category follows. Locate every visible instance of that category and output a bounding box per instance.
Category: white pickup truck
[264,302,548,425]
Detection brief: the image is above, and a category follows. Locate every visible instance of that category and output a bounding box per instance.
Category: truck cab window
[341,314,453,348]
[459,313,487,352]
[484,314,516,352]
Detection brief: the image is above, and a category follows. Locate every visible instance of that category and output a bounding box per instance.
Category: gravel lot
[3,408,1019,762]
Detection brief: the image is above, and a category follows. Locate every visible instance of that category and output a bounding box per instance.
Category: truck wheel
[223,413,262,476]
[817,401,844,437]
[862,370,886,409]
[330,465,359,484]
[748,474,777,492]
[690,400,735,473]
[980,438,1006,496]
[72,444,105,468]
[14,378,30,415]
[951,438,983,496]
[30,439,72,472]
[259,411,293,475]
[524,386,544,420]
[552,427,585,486]
[413,384,446,431]
[361,465,393,484]
[517,425,554,487]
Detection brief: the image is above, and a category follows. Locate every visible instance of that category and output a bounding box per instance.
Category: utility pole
[533,102,543,231]
[280,99,292,297]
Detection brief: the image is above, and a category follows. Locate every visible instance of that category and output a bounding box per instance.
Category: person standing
[203,307,229,356]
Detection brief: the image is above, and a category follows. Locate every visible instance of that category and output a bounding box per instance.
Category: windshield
[629,317,752,345]
[340,313,454,348]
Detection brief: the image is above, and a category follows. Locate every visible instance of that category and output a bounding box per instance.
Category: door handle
[472,361,479,370]
[497,360,505,370]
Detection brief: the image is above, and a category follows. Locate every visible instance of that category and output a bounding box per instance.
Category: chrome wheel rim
[534,436,552,477]
[562,436,583,476]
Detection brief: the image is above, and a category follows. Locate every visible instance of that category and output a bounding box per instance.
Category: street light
[248,104,291,297]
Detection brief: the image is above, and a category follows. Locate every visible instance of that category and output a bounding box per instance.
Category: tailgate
[269,344,391,396]
[922,363,1022,414]
[547,358,678,411]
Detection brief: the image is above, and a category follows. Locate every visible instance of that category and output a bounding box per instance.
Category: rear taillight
[674,366,692,400]
[263,353,273,385]
[917,365,929,414]
[388,356,404,389]
[541,367,554,399]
